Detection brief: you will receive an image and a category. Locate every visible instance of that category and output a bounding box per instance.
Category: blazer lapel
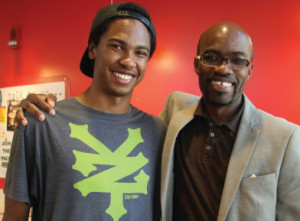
[161,105,197,221]
[218,95,260,220]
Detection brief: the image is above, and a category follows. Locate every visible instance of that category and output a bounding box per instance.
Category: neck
[202,96,243,124]
[75,87,131,114]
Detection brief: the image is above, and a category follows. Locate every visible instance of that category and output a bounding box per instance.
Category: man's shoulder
[54,97,75,110]
[257,109,299,132]
[164,91,200,113]
[167,91,201,106]
[243,95,299,131]
[245,100,300,137]
[131,106,167,129]
[23,98,75,128]
[159,91,200,125]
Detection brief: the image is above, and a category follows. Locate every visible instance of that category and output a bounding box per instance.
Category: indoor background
[0,0,300,216]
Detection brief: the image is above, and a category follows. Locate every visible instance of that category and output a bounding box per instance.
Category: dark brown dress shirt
[173,99,244,221]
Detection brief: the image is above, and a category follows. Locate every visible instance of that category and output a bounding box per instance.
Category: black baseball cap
[80,2,157,78]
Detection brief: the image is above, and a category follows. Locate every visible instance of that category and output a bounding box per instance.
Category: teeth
[222,82,232,87]
[114,72,132,80]
[212,81,232,87]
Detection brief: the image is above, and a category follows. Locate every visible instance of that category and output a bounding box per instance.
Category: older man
[159,22,300,221]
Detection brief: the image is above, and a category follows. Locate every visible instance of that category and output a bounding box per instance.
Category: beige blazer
[159,91,300,221]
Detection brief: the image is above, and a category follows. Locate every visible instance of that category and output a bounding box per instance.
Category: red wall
[1,0,300,124]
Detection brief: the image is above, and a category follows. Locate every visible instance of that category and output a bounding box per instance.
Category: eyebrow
[203,49,247,57]
[109,38,150,52]
[203,49,220,54]
[231,51,247,57]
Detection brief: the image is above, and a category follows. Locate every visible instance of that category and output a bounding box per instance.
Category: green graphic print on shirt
[69,123,150,221]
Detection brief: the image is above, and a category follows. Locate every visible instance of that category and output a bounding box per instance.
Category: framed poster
[0,76,69,181]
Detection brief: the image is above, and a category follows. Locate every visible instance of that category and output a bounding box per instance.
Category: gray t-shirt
[4,97,166,221]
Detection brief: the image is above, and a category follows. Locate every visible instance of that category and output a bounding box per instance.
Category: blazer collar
[218,94,261,219]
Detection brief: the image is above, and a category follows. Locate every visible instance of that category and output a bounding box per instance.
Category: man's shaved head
[197,22,254,60]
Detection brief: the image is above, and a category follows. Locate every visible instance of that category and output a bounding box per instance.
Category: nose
[215,59,233,75]
[119,52,136,69]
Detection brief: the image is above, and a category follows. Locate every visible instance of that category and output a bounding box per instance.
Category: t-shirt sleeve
[4,126,32,205]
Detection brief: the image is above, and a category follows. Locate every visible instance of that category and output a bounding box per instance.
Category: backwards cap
[80,2,157,77]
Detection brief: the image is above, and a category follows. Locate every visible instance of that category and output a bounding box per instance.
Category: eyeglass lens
[201,54,249,69]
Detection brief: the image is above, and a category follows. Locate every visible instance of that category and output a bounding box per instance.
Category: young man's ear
[88,43,96,59]
[194,56,201,75]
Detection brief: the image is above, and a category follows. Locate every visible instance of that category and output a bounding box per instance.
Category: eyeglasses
[198,54,253,70]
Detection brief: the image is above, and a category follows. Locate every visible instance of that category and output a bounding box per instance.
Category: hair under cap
[80,2,156,77]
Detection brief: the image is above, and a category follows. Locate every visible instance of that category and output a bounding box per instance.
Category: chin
[111,89,133,98]
[209,100,233,107]
[207,94,234,106]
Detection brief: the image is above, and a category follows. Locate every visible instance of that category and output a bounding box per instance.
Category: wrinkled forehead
[199,27,253,59]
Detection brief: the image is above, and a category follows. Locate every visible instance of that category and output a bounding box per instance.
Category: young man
[15,22,300,220]
[3,2,166,221]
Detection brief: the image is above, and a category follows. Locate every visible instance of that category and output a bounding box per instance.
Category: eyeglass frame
[197,54,253,70]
